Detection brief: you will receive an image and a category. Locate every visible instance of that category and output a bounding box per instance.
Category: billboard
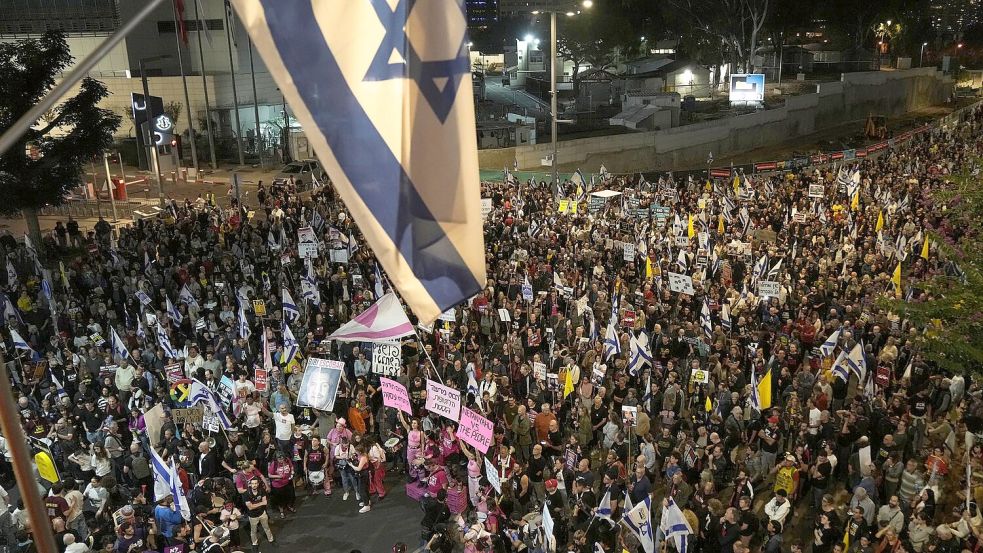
[729,74,765,103]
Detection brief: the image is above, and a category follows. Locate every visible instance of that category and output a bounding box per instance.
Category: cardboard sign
[458,407,494,454]
[425,379,461,421]
[484,456,502,494]
[380,377,413,414]
[371,342,402,377]
[254,368,268,392]
[296,358,345,411]
[691,368,710,384]
[252,300,267,317]
[667,272,695,295]
[623,242,635,262]
[808,184,824,198]
[171,407,204,424]
[532,362,547,380]
[758,280,780,297]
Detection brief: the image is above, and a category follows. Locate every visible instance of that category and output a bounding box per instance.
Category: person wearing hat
[771,453,799,500]
[757,414,782,472]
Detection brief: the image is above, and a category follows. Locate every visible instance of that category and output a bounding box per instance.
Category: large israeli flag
[230,0,486,324]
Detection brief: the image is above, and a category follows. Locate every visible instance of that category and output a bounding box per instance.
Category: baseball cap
[545,479,558,490]
[768,415,780,424]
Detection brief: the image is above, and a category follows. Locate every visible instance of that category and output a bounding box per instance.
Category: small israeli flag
[282,287,301,325]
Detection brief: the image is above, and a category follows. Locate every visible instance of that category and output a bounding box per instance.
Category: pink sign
[458,407,494,454]
[379,377,412,415]
[425,379,461,421]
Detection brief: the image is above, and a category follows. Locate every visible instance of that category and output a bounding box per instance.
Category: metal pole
[550,10,558,188]
[777,32,784,91]
[140,60,166,207]
[0,358,59,553]
[117,151,127,187]
[103,152,119,222]
[0,0,168,158]
[282,92,290,163]
[225,7,246,166]
[920,44,926,67]
[171,0,199,175]
[194,0,217,169]
[248,36,263,167]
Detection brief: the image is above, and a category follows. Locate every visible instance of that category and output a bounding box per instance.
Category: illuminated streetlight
[566,11,575,16]
[524,34,534,42]
[582,0,593,7]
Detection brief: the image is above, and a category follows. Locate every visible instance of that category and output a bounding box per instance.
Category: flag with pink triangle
[327,293,414,343]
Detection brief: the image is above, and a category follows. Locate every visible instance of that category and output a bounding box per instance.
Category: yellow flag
[733,175,740,194]
[851,192,859,211]
[563,368,575,399]
[645,257,653,279]
[688,215,696,238]
[757,368,773,409]
[892,262,902,297]
[920,235,930,259]
[705,396,713,412]
[705,180,711,191]
[718,214,725,234]
[59,261,70,290]
[875,211,884,231]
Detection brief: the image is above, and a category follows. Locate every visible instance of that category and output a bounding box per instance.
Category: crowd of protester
[0,101,982,553]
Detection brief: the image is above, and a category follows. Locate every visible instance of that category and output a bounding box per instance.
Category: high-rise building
[498,0,582,16]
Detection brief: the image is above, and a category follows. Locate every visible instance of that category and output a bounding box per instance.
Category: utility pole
[194,0,217,169]
[170,0,199,174]
[225,5,246,166]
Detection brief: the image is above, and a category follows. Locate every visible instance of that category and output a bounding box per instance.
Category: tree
[666,0,769,73]
[0,31,121,252]
[557,11,635,97]
[884,163,983,374]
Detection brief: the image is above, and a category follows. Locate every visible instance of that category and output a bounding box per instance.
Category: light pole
[139,54,171,207]
[533,0,591,189]
[920,42,928,67]
[102,152,118,222]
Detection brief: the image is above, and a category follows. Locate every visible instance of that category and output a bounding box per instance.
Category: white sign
[498,308,511,322]
[483,456,502,494]
[691,368,710,384]
[371,342,402,377]
[623,242,635,262]
[532,362,547,380]
[674,236,690,248]
[438,308,456,323]
[758,280,780,297]
[729,73,765,103]
[296,358,344,411]
[298,226,319,258]
[808,184,824,199]
[480,198,493,219]
[667,272,695,295]
[425,379,461,421]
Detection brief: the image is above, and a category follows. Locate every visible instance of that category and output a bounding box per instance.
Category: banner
[425,379,461,421]
[296,358,344,411]
[379,377,412,414]
[371,342,402,376]
[458,407,494,454]
[483,456,501,494]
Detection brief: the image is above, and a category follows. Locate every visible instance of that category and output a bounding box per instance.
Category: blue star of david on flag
[228,0,485,325]
[363,0,471,123]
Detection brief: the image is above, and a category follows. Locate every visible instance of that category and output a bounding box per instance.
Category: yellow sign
[252,300,267,317]
[558,199,569,213]
[35,451,59,483]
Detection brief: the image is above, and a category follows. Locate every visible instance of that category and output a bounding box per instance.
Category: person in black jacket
[421,489,450,543]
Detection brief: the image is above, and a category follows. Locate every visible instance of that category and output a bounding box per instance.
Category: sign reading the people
[458,407,494,454]
[425,379,461,421]
[371,342,401,376]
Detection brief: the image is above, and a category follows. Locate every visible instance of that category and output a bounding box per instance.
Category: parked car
[273,159,327,187]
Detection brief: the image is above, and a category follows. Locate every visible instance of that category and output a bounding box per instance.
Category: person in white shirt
[63,533,89,553]
[764,489,792,526]
[184,346,205,376]
[273,404,295,453]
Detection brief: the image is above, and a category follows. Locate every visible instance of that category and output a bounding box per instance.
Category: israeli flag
[831,350,849,382]
[110,327,131,363]
[700,301,713,341]
[166,296,184,325]
[300,264,321,306]
[49,368,68,399]
[602,321,621,362]
[282,288,300,325]
[169,459,191,520]
[238,305,251,339]
[156,323,177,359]
[627,331,652,376]
[720,303,732,331]
[749,365,762,412]
[178,285,199,309]
[189,378,233,429]
[846,341,867,381]
[5,258,16,285]
[820,328,840,357]
[660,497,693,553]
[1,293,23,326]
[373,263,385,300]
[148,445,174,501]
[9,328,30,351]
[137,320,147,341]
[227,0,485,325]
[622,495,655,553]
[595,489,613,521]
[282,322,299,362]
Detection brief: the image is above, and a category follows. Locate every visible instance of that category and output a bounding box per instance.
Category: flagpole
[0,357,59,553]
[224,2,246,166]
[193,0,217,169]
[170,0,199,174]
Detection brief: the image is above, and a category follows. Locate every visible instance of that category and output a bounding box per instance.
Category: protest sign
[691,368,711,384]
[217,376,235,409]
[458,407,494,454]
[438,308,456,323]
[674,235,690,248]
[532,362,547,380]
[758,280,780,297]
[480,198,493,218]
[171,407,204,425]
[296,358,344,411]
[379,377,413,414]
[425,379,461,421]
[371,342,402,377]
[623,242,635,262]
[622,310,636,328]
[808,184,824,198]
[298,226,318,258]
[622,405,638,427]
[498,308,511,322]
[163,363,183,383]
[484,456,502,494]
[254,368,268,392]
[135,291,152,306]
[558,199,569,213]
[252,300,267,317]
[667,272,696,295]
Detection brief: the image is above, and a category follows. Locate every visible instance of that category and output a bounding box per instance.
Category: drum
[308,471,325,485]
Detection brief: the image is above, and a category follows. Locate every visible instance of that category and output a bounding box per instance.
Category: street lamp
[138,54,172,207]
[920,42,928,67]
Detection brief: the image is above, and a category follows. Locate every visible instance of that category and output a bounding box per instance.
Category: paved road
[269,477,422,553]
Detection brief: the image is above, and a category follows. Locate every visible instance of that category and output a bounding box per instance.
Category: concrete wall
[503,68,952,173]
